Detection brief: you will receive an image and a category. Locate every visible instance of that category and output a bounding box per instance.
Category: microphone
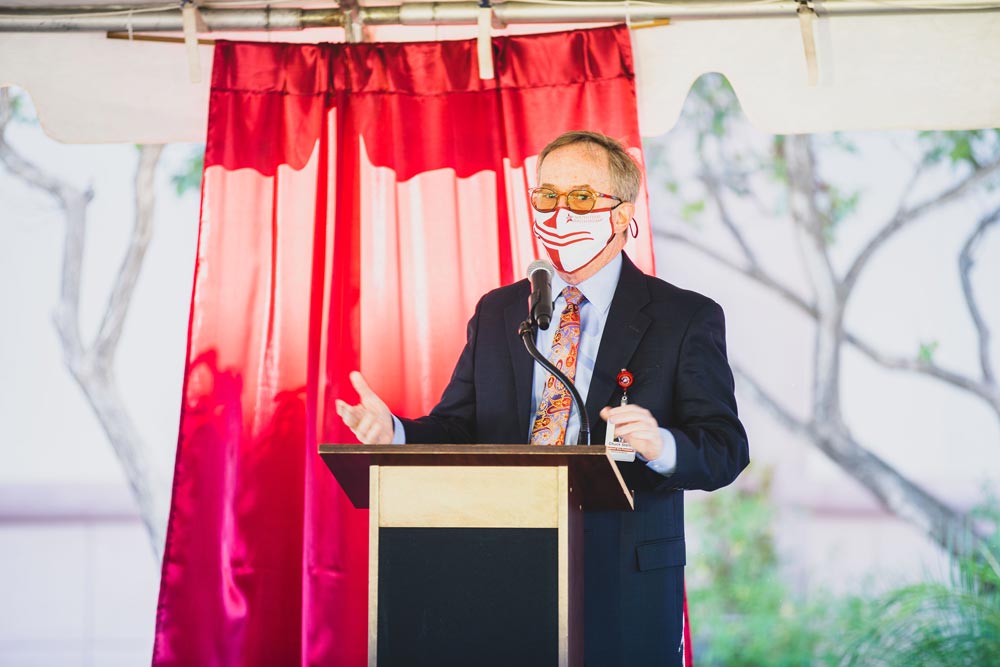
[516,259,591,445]
[526,259,554,330]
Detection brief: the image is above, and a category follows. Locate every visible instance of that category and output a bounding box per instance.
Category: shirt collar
[551,252,622,315]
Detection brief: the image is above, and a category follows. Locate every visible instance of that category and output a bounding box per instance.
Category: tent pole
[1,1,999,32]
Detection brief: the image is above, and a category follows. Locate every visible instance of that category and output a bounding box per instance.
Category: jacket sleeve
[396,297,482,444]
[661,300,749,491]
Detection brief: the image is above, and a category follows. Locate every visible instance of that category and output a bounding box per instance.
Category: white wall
[0,505,160,665]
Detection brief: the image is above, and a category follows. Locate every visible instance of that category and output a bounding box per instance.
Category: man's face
[537,143,616,211]
[536,142,633,283]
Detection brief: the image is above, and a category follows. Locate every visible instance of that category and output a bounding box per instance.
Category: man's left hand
[600,404,663,461]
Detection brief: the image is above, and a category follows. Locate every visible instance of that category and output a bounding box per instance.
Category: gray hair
[537,130,642,203]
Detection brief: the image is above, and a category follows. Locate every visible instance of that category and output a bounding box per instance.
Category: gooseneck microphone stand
[518,317,592,446]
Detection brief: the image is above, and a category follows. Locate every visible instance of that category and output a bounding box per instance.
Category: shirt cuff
[638,428,677,476]
[390,415,406,445]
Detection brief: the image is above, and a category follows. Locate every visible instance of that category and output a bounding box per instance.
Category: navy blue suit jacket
[399,253,749,666]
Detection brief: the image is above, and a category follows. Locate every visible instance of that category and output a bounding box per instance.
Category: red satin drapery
[153,26,672,666]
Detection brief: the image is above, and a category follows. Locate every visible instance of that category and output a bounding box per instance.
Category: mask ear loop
[629,217,639,238]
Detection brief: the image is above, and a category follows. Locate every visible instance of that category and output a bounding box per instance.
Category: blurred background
[1,73,998,665]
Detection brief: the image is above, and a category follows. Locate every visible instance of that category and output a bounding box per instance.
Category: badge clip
[605,369,636,462]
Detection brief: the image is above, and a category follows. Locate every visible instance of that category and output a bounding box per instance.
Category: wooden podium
[319,444,634,667]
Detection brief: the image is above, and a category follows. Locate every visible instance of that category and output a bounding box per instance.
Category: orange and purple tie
[530,286,585,446]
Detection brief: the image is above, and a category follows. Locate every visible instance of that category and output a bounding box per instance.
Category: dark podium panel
[378,527,558,667]
[319,444,633,667]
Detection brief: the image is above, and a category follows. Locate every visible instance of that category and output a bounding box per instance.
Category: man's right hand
[335,371,394,444]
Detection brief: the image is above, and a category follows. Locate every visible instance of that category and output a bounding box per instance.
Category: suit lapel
[505,289,534,440]
[585,254,651,426]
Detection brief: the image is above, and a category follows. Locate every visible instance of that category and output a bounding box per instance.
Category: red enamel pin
[616,369,634,390]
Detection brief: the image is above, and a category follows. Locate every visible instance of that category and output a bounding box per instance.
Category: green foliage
[687,477,839,667]
[826,186,860,226]
[918,340,940,365]
[1,87,38,126]
[689,480,1000,667]
[770,135,790,185]
[840,499,1000,667]
[659,75,1000,255]
[171,145,205,197]
[7,90,24,118]
[689,74,742,145]
[816,184,861,243]
[830,132,860,155]
[918,130,1000,171]
[680,199,706,223]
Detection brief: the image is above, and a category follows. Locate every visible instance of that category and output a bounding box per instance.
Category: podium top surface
[319,444,634,511]
[320,443,611,457]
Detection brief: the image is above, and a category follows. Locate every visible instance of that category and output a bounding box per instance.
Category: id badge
[606,369,636,462]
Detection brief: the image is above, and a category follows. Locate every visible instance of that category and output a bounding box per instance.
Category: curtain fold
[154,25,663,666]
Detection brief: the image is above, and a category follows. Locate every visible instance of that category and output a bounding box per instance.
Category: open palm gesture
[335,371,394,444]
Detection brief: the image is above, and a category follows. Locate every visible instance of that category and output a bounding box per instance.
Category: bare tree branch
[733,364,812,437]
[53,192,90,366]
[845,332,1000,414]
[699,167,760,268]
[959,205,1000,386]
[785,135,839,287]
[659,224,1000,414]
[692,135,760,268]
[658,82,995,565]
[735,364,984,561]
[896,158,927,213]
[786,136,844,425]
[0,90,167,562]
[669,133,1000,414]
[842,156,1000,296]
[656,229,815,315]
[94,146,163,365]
[0,92,85,206]
[820,427,983,562]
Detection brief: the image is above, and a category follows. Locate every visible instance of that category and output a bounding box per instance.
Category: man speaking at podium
[337,131,749,666]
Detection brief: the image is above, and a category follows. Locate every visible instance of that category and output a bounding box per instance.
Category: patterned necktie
[530,286,586,446]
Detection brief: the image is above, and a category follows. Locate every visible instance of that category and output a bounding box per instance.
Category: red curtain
[153,26,666,666]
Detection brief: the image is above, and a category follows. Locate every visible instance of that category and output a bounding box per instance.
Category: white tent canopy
[2,1,999,143]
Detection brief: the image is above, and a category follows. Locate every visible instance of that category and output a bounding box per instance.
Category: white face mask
[532,207,616,273]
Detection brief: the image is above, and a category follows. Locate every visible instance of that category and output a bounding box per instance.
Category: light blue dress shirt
[529,254,676,475]
[391,253,677,477]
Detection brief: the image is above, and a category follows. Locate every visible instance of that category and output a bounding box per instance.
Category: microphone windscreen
[526,259,554,279]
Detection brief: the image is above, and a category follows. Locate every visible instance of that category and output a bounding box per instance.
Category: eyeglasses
[528,187,623,213]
